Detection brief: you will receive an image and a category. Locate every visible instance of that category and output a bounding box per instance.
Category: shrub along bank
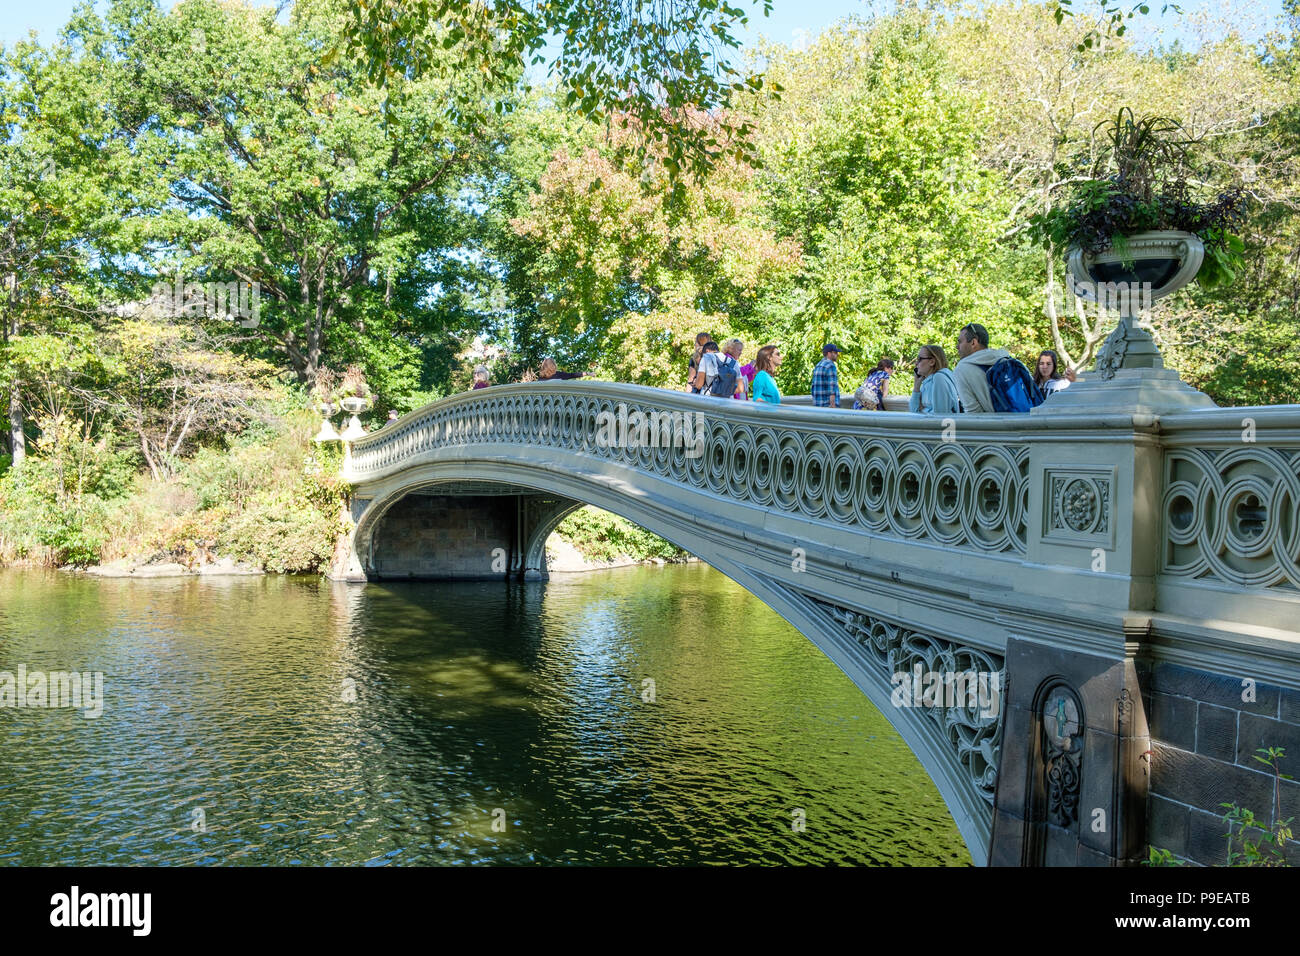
[0,400,684,574]
[0,400,346,574]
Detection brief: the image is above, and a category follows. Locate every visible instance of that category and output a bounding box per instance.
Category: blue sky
[1,0,1288,53]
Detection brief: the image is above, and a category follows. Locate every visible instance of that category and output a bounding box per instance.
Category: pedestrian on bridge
[687,331,712,393]
[954,324,1009,413]
[853,358,895,410]
[907,345,960,415]
[538,357,586,381]
[1034,350,1074,397]
[811,343,842,408]
[751,345,783,405]
[698,339,746,398]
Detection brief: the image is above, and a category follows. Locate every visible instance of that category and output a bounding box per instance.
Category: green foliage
[1220,802,1293,866]
[1052,0,1176,52]
[71,0,506,401]
[0,421,138,566]
[503,103,798,385]
[187,404,345,573]
[747,18,1029,390]
[1221,747,1294,867]
[1142,845,1183,866]
[336,0,776,184]
[1148,747,1294,866]
[553,507,687,563]
[0,389,344,574]
[221,486,339,574]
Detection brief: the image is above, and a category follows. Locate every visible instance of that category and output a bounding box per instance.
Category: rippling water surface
[0,565,969,865]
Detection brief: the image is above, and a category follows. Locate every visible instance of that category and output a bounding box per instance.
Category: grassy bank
[550,507,689,564]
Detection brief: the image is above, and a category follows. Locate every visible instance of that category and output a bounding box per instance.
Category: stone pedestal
[1034,367,1216,418]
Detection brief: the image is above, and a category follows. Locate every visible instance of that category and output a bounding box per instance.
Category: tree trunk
[140,434,161,483]
[5,308,22,467]
[7,380,23,467]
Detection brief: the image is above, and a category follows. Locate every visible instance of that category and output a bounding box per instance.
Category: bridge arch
[348,453,1002,863]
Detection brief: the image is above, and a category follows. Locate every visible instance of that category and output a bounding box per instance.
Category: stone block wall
[370,494,516,579]
[1140,660,1300,866]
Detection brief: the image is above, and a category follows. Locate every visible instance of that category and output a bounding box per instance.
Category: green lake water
[0,564,969,865]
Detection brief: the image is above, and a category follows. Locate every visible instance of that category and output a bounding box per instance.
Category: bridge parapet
[345,383,1300,632]
[351,384,1032,553]
[1153,408,1300,632]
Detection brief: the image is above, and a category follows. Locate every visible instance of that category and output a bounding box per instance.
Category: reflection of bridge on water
[333,373,1300,867]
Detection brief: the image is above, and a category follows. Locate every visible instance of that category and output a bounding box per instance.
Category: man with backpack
[698,338,745,398]
[954,323,1044,413]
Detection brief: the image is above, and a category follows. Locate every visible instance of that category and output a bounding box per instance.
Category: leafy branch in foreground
[1051,0,1180,52]
[335,0,782,183]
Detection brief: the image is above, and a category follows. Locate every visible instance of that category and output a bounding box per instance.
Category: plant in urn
[1027,109,1248,413]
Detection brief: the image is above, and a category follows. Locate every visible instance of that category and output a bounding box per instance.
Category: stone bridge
[333,370,1300,867]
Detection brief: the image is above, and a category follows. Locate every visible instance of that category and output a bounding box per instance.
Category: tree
[746,18,1030,390]
[336,0,777,184]
[0,38,121,467]
[87,315,279,482]
[72,0,512,398]
[505,106,799,385]
[936,1,1290,382]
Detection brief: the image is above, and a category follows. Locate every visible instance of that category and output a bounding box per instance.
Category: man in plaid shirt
[810,343,843,408]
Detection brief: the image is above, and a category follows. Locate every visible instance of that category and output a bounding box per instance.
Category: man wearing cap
[811,343,843,408]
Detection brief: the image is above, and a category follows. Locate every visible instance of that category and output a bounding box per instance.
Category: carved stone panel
[1041,685,1084,828]
[1042,466,1116,548]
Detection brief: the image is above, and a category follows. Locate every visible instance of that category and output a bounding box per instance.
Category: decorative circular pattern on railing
[348,390,1031,556]
[1062,478,1100,534]
[1162,447,1300,590]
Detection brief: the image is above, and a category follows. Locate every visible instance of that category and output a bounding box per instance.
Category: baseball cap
[823,343,844,354]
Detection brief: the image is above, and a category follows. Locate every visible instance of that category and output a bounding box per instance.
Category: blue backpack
[985,357,1045,413]
[707,354,739,398]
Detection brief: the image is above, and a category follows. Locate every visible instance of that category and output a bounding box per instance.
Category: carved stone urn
[339,395,371,441]
[1039,230,1214,415]
[339,396,370,415]
[1065,230,1204,378]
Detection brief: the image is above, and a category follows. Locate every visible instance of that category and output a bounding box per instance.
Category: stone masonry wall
[1140,660,1300,866]
[371,494,516,579]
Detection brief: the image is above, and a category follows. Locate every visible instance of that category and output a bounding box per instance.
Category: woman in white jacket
[908,344,961,415]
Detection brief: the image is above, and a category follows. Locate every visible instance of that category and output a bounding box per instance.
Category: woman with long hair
[853,358,896,411]
[751,345,783,405]
[1034,349,1072,395]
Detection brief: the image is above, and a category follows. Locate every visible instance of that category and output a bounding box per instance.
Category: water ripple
[0,565,969,865]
